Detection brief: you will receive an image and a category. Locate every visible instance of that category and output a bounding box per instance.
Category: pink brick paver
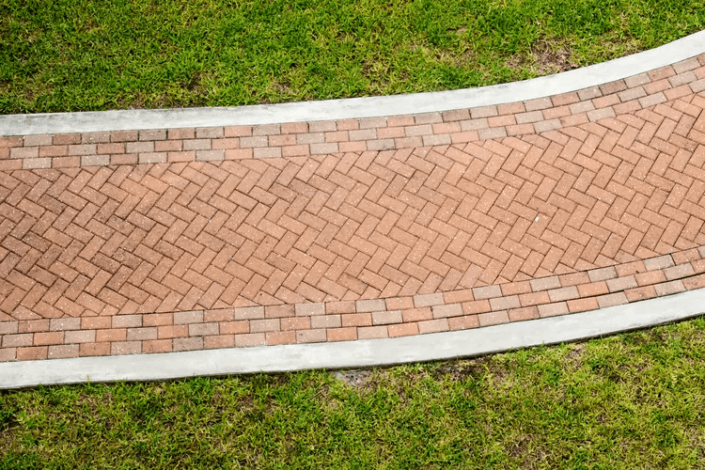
[3,55,705,361]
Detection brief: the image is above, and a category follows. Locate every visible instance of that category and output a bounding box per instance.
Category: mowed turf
[2,0,705,114]
[1,317,705,469]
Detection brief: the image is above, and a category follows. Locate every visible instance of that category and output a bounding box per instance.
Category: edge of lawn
[2,29,705,136]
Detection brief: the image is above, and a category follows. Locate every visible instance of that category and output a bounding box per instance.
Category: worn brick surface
[4,55,705,361]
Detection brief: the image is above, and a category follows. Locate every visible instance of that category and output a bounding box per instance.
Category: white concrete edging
[1,289,704,389]
[1,30,705,136]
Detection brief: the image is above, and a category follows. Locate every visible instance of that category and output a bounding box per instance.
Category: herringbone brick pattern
[3,93,705,318]
[3,54,705,362]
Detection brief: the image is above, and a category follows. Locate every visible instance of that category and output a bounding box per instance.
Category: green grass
[2,0,705,114]
[1,317,705,469]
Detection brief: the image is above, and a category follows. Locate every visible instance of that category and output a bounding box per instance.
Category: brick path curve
[3,51,705,362]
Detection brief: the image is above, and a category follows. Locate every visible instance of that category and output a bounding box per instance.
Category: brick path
[3,55,705,362]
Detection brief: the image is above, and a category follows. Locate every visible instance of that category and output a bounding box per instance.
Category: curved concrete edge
[2,30,705,136]
[1,289,704,389]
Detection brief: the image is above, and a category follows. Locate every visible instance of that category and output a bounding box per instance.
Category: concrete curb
[2,289,703,389]
[2,30,705,136]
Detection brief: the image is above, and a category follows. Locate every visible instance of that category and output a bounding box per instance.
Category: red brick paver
[3,55,705,362]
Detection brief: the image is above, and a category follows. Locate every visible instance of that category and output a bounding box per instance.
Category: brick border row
[2,245,704,362]
[2,56,705,171]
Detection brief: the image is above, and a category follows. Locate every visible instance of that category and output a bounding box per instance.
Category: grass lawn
[1,317,704,469]
[2,0,705,114]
